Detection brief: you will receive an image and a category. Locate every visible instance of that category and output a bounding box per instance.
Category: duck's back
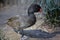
[19,15,36,29]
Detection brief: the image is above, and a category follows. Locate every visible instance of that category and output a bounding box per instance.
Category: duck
[7,3,41,37]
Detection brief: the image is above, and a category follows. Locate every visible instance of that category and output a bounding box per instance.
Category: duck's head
[28,4,42,13]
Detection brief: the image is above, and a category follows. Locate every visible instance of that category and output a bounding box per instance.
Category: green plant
[46,8,60,28]
[44,0,60,28]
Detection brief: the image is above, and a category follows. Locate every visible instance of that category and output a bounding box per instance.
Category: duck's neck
[28,12,36,19]
[27,12,36,26]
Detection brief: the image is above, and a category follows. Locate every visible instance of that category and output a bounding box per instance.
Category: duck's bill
[39,8,42,13]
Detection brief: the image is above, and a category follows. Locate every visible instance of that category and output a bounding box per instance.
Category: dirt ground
[1,22,60,40]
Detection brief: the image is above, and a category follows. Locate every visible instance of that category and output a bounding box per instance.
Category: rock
[2,25,21,40]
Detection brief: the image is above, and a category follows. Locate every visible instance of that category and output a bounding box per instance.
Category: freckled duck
[7,4,42,40]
